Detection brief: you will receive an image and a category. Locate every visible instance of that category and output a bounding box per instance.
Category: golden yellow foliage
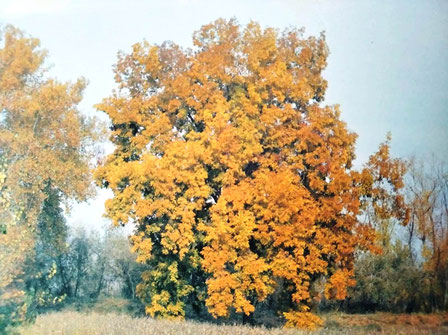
[0,25,98,326]
[96,19,406,328]
[283,308,324,330]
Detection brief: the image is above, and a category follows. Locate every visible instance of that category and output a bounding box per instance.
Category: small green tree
[349,242,427,313]
[24,182,69,315]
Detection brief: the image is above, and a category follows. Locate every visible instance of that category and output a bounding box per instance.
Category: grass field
[14,311,448,335]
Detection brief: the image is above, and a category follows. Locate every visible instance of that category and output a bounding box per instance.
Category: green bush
[347,242,427,313]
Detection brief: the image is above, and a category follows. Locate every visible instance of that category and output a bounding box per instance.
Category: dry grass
[323,312,448,335]
[16,312,306,335]
[15,311,448,335]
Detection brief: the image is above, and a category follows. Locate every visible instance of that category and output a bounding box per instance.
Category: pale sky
[1,0,447,232]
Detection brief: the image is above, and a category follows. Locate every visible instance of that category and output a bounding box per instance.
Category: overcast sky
[1,0,447,232]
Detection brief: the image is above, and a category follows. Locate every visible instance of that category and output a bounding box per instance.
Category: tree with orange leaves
[359,134,409,249]
[0,25,98,330]
[96,19,406,329]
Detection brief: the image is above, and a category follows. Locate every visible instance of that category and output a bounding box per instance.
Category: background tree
[345,157,448,315]
[406,158,448,311]
[103,231,147,302]
[0,24,99,329]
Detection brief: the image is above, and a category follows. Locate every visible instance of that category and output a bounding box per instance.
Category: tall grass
[15,311,448,335]
[16,311,305,335]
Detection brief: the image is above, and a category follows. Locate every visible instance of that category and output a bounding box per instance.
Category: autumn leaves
[0,25,96,328]
[94,19,408,329]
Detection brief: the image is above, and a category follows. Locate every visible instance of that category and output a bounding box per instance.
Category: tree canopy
[95,18,408,329]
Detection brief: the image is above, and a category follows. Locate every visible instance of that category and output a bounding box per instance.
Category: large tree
[96,19,405,328]
[0,25,97,329]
